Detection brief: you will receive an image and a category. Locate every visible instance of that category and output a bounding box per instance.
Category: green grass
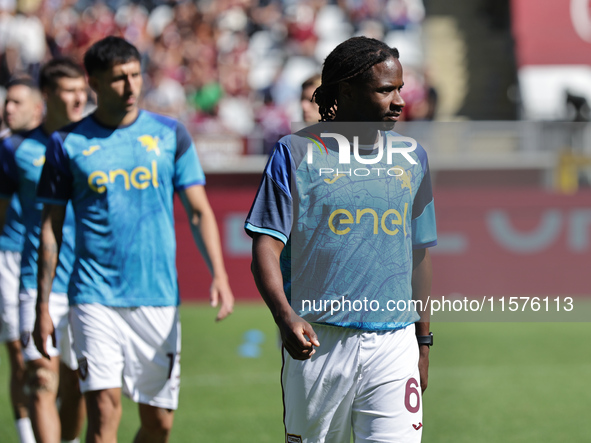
[0,303,589,442]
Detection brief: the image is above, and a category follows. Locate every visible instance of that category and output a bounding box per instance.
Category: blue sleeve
[173,122,205,191]
[244,142,293,244]
[0,139,18,198]
[37,132,73,205]
[411,148,437,249]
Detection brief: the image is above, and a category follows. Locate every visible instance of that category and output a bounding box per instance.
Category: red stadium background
[511,0,591,66]
[175,181,591,302]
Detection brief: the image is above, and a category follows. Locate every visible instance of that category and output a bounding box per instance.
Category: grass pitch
[0,302,589,442]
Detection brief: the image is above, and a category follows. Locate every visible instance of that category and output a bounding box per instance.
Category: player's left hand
[418,345,430,393]
[210,275,234,321]
[33,303,56,360]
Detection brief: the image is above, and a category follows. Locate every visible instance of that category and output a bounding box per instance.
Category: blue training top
[37,110,205,307]
[0,195,24,252]
[245,124,437,330]
[0,127,75,293]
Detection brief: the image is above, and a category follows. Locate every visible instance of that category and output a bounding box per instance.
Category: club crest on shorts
[77,357,89,380]
[20,331,30,347]
[286,434,303,443]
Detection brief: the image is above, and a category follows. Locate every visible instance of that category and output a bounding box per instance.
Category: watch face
[418,334,433,346]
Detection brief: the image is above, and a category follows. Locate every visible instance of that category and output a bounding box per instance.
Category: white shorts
[70,304,181,410]
[0,250,21,343]
[282,323,423,443]
[19,287,77,369]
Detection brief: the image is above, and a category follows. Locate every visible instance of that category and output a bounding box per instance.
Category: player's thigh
[0,250,21,343]
[70,304,125,393]
[352,374,423,443]
[352,326,423,443]
[19,288,69,362]
[120,306,181,411]
[283,325,360,443]
[52,293,77,369]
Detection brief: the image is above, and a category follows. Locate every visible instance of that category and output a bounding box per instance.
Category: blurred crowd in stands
[0,0,436,154]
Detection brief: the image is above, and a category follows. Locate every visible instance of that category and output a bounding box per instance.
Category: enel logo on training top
[328,203,409,236]
[88,160,159,193]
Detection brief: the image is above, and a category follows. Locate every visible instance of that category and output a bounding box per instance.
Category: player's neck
[17,123,40,133]
[330,118,381,145]
[15,116,43,134]
[94,106,139,128]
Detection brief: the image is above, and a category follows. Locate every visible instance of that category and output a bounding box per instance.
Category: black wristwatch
[417,332,433,346]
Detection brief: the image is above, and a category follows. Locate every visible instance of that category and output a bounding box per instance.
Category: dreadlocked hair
[312,37,399,122]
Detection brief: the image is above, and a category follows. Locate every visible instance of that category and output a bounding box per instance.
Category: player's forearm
[37,229,59,306]
[412,248,432,335]
[36,206,63,307]
[180,186,228,280]
[188,206,228,280]
[251,235,293,323]
[413,247,432,393]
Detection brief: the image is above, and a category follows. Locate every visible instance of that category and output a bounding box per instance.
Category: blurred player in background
[2,79,44,135]
[247,37,436,442]
[300,74,321,123]
[0,77,42,443]
[0,59,87,443]
[34,36,234,443]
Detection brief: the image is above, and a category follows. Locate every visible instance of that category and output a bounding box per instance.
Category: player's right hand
[210,274,234,322]
[277,314,320,360]
[32,304,56,360]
